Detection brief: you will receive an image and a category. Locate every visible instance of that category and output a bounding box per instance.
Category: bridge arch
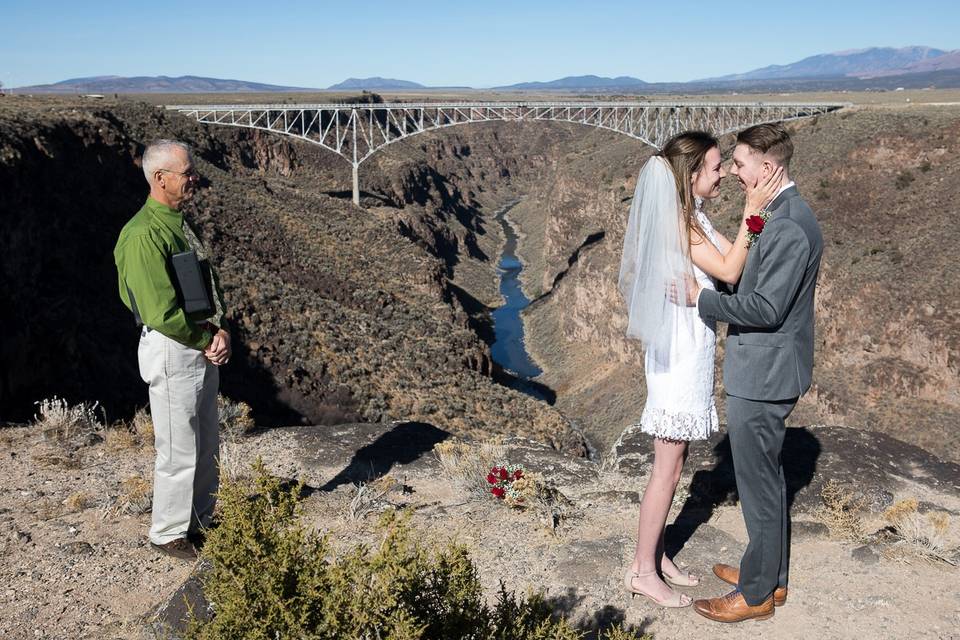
[167,101,848,205]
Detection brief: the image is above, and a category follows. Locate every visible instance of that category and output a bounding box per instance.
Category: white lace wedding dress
[634,205,721,441]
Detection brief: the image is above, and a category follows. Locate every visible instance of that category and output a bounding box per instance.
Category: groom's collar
[767,181,797,212]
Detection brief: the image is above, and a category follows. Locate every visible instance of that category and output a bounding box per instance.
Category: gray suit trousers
[726,394,796,605]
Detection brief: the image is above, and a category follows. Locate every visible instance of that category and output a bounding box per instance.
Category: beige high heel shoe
[661,563,701,587]
[623,569,692,608]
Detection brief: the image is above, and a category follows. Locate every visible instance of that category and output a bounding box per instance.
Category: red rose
[499,468,509,480]
[746,215,765,234]
[491,487,505,499]
[513,469,523,480]
[487,473,497,484]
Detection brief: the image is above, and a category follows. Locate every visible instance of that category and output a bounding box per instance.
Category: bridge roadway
[166,101,850,205]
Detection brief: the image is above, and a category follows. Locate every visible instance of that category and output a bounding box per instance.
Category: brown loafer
[713,563,787,606]
[150,537,198,560]
[694,589,774,623]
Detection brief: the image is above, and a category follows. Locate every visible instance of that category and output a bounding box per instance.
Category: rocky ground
[1,420,957,639]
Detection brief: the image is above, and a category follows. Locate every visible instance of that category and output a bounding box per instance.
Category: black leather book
[171,250,214,315]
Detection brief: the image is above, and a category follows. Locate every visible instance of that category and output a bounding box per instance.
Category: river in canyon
[489,199,548,401]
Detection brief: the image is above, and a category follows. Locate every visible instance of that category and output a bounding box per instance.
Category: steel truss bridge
[167,101,848,205]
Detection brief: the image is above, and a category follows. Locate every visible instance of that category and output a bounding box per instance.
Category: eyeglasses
[159,167,199,179]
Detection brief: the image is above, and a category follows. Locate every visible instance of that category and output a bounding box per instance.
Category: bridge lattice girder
[166,101,848,167]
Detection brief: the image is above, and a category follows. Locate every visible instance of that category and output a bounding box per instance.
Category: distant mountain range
[15,75,316,93]
[12,46,960,94]
[496,75,649,91]
[327,77,425,90]
[701,46,950,81]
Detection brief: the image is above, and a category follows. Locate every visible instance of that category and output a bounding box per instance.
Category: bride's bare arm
[690,167,783,284]
[712,231,734,256]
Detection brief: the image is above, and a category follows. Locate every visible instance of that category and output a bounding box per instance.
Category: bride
[617,131,781,607]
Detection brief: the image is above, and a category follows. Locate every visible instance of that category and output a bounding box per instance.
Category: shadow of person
[319,421,451,492]
[543,587,652,640]
[664,426,822,560]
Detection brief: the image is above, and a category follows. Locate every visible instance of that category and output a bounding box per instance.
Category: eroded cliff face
[3,99,956,462]
[0,100,586,454]
[512,106,960,460]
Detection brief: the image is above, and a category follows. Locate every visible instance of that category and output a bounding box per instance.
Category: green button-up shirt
[114,197,227,350]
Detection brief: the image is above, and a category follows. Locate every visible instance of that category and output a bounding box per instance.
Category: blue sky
[2,0,957,88]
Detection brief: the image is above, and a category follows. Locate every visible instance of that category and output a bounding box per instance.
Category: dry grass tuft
[818,480,866,541]
[107,474,153,517]
[433,438,506,499]
[63,492,92,513]
[104,424,139,451]
[33,396,104,444]
[130,406,154,445]
[348,475,398,521]
[217,396,256,483]
[505,471,573,534]
[883,499,957,565]
[31,448,82,469]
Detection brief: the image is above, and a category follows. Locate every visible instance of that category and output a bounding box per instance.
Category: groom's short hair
[737,123,793,168]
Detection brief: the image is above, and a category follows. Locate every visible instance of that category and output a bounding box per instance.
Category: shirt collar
[145,196,184,227]
[765,180,796,212]
[773,180,796,201]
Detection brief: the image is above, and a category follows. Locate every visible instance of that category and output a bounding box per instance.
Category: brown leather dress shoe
[713,563,788,606]
[150,537,198,560]
[694,589,774,623]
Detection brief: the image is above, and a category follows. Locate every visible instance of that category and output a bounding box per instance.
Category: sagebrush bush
[188,461,641,640]
[33,396,104,443]
[218,395,255,435]
[818,480,865,541]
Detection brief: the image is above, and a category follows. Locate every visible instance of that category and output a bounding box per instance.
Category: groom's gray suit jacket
[698,185,823,401]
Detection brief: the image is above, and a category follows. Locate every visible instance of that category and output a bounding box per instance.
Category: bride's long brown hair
[657,131,718,250]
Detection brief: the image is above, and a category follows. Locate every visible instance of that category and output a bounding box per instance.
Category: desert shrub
[130,406,154,444]
[894,170,915,190]
[433,438,506,499]
[817,480,865,541]
[188,461,638,640]
[218,395,255,435]
[217,396,255,482]
[883,499,956,563]
[107,474,153,517]
[348,475,398,521]
[33,396,104,444]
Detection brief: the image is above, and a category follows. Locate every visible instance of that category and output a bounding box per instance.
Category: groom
[688,123,823,622]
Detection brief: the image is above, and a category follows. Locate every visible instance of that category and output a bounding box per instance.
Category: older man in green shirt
[114,139,231,560]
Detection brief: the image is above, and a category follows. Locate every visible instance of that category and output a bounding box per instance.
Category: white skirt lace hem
[634,405,719,442]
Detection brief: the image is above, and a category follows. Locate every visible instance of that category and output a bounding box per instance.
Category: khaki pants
[138,328,219,545]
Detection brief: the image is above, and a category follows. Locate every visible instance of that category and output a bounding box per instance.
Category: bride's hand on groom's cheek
[744,167,783,214]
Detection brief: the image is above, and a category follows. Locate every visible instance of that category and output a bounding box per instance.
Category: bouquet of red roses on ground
[487,463,525,504]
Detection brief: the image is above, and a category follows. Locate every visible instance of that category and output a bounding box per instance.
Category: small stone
[851,544,880,565]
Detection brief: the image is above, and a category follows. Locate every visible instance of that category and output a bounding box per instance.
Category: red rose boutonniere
[746,209,772,248]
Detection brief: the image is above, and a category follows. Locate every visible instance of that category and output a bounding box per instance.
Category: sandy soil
[2,421,957,639]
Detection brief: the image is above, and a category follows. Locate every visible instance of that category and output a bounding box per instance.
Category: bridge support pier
[352,163,359,206]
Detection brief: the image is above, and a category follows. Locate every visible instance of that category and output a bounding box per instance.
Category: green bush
[188,461,643,640]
